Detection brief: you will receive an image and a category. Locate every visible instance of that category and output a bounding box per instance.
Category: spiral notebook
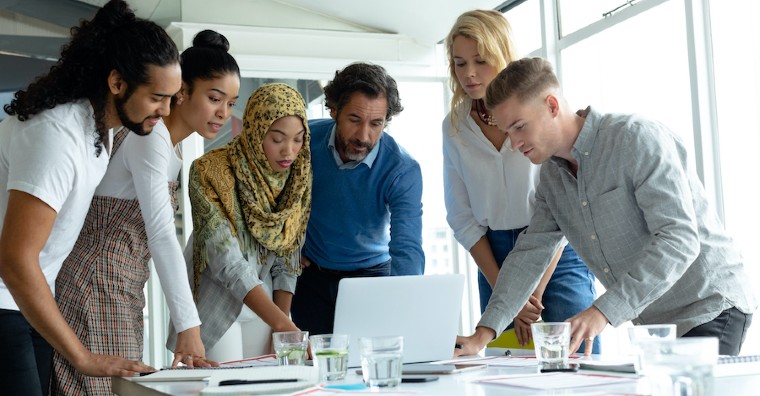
[714,355,760,377]
[579,354,760,377]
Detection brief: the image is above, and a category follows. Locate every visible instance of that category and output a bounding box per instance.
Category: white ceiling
[276,0,504,45]
[83,0,506,46]
[0,0,507,91]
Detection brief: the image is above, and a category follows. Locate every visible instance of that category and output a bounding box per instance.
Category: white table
[113,363,760,395]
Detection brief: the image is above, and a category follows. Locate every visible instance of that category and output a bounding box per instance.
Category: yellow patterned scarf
[189,83,312,298]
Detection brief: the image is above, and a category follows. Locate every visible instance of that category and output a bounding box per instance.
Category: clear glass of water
[530,322,570,370]
[309,334,350,381]
[272,330,309,366]
[359,336,403,388]
[638,337,718,396]
[628,324,677,373]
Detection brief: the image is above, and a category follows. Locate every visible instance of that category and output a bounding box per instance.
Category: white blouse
[442,100,541,251]
[95,119,200,332]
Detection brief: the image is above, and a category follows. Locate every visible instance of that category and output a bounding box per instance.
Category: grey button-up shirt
[479,107,757,336]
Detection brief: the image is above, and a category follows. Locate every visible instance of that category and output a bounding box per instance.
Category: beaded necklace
[473,99,497,126]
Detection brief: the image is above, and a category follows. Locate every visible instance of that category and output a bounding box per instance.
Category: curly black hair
[323,62,403,122]
[4,0,179,156]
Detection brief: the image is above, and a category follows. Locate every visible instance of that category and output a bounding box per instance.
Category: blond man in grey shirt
[456,57,756,357]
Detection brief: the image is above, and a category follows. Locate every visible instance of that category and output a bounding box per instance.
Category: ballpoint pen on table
[219,378,299,386]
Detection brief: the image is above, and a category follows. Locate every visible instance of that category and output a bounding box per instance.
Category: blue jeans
[0,308,52,396]
[478,228,601,353]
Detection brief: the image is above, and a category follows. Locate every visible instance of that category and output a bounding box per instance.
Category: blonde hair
[485,57,560,110]
[445,10,518,128]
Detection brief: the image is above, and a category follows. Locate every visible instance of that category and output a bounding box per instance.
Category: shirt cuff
[593,289,637,327]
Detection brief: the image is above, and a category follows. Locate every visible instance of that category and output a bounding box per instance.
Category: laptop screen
[332,274,465,367]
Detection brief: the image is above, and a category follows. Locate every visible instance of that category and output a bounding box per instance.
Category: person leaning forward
[291,62,424,335]
[455,57,756,358]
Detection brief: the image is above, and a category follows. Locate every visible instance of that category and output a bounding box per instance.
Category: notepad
[130,368,217,382]
[715,355,760,377]
[578,354,760,377]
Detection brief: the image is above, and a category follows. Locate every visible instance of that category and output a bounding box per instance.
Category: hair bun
[92,0,136,30]
[192,30,230,52]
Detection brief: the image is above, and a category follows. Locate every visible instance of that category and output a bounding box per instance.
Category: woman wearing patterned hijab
[167,83,311,360]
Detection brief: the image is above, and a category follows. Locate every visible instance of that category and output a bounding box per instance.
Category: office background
[0,0,757,367]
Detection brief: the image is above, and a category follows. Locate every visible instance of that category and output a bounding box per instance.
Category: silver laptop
[333,274,465,367]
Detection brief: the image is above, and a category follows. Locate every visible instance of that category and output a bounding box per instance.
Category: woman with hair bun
[52,29,240,395]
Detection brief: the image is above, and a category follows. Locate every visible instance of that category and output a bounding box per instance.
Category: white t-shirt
[0,99,111,311]
[96,119,200,332]
[442,101,541,250]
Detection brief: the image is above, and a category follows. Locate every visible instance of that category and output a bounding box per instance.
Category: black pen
[219,378,299,386]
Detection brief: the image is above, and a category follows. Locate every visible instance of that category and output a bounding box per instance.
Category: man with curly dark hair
[0,0,180,393]
[291,62,424,335]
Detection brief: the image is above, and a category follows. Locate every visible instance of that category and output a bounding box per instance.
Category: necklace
[473,99,497,127]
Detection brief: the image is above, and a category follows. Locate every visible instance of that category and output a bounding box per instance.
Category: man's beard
[336,130,374,162]
[114,93,158,136]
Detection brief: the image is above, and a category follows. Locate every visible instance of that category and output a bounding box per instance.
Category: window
[504,0,542,55]
[561,0,694,152]
[710,0,760,354]
[558,0,638,36]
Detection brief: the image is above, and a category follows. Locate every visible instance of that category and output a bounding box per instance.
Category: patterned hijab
[189,83,312,298]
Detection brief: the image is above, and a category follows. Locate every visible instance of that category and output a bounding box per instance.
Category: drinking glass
[309,334,350,381]
[359,336,403,388]
[273,330,309,366]
[628,324,677,372]
[637,337,718,396]
[530,322,571,370]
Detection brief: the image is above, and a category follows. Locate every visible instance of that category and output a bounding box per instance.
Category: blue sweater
[303,119,424,275]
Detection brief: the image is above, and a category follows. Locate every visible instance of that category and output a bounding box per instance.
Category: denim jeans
[478,228,601,353]
[683,307,753,355]
[292,260,391,335]
[0,308,52,396]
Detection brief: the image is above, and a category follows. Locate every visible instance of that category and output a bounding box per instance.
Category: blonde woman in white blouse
[442,10,599,352]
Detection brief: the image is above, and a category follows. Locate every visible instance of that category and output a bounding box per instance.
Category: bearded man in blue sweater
[291,62,425,335]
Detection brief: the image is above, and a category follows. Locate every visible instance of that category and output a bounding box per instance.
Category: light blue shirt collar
[327,124,381,169]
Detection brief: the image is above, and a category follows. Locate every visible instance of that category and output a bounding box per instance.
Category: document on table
[475,372,636,390]
[128,354,278,382]
[435,355,581,367]
[577,356,636,373]
[218,354,278,368]
[201,366,318,394]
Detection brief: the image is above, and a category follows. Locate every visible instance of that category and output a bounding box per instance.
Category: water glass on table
[273,330,309,366]
[637,337,718,396]
[530,322,571,371]
[359,335,403,388]
[628,324,677,372]
[309,334,350,381]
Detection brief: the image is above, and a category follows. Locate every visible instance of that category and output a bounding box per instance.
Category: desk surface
[113,364,760,395]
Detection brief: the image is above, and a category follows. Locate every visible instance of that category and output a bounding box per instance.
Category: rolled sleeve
[271,254,298,293]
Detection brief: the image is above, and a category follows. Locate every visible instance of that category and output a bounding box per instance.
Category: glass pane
[503,0,542,56]
[558,0,630,36]
[384,82,451,275]
[711,0,760,354]
[561,0,693,158]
